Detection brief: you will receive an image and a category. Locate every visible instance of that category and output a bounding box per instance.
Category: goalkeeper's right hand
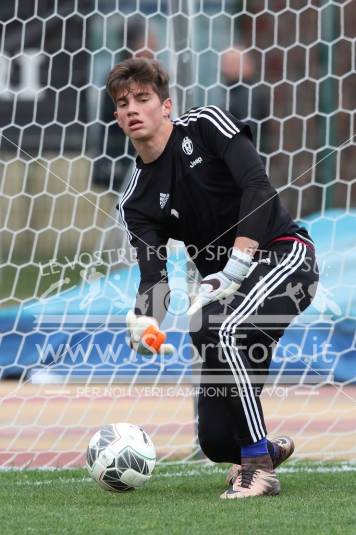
[126,310,174,355]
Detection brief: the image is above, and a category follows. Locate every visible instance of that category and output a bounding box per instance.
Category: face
[114,83,172,141]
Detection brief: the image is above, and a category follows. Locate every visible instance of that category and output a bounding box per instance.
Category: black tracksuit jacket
[118,106,311,320]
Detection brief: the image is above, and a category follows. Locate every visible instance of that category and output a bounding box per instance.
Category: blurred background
[0,0,354,303]
[0,0,355,465]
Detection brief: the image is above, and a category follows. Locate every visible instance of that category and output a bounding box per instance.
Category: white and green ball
[86,423,156,492]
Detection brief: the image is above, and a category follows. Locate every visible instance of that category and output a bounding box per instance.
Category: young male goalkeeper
[107,58,318,499]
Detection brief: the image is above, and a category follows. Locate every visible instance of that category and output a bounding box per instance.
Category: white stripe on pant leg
[224,244,306,440]
[219,337,258,442]
[218,245,301,441]
[224,244,307,440]
[219,243,306,441]
[218,345,259,441]
[224,242,299,321]
[224,242,302,342]
[229,244,307,339]
[219,244,303,440]
[231,243,306,329]
[221,333,263,441]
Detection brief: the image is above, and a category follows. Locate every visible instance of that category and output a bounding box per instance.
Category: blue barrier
[0,210,355,382]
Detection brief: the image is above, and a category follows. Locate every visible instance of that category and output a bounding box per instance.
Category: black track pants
[189,240,319,463]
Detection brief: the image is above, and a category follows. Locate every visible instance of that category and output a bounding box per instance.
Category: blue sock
[241,437,268,458]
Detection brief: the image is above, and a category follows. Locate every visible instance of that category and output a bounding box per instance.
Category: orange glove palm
[126,311,174,355]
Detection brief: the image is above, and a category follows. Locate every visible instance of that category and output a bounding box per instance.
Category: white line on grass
[4,463,356,486]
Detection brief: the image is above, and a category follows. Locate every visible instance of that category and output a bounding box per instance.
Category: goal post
[0,0,355,468]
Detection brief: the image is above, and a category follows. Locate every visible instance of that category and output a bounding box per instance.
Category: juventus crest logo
[160,193,170,209]
[182,136,193,155]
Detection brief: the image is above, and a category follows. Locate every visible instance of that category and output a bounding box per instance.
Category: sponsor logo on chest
[190,156,203,168]
[181,136,203,168]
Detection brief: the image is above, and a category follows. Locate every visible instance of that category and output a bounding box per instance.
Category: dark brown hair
[106,58,170,104]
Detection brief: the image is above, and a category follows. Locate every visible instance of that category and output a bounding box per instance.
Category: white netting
[0,0,355,467]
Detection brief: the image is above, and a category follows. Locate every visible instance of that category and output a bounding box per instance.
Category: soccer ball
[86,423,156,492]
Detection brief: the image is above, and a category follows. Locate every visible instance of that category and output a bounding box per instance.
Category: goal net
[0,0,355,468]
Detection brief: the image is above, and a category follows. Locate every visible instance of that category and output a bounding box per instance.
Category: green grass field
[1,463,355,535]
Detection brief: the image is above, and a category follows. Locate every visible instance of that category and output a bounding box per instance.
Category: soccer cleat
[225,435,295,486]
[225,464,241,486]
[271,435,295,469]
[221,455,280,499]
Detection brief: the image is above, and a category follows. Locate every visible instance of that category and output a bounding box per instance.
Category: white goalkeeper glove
[126,310,174,355]
[187,249,252,316]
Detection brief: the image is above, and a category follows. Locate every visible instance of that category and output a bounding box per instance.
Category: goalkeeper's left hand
[126,310,174,355]
[187,249,252,316]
